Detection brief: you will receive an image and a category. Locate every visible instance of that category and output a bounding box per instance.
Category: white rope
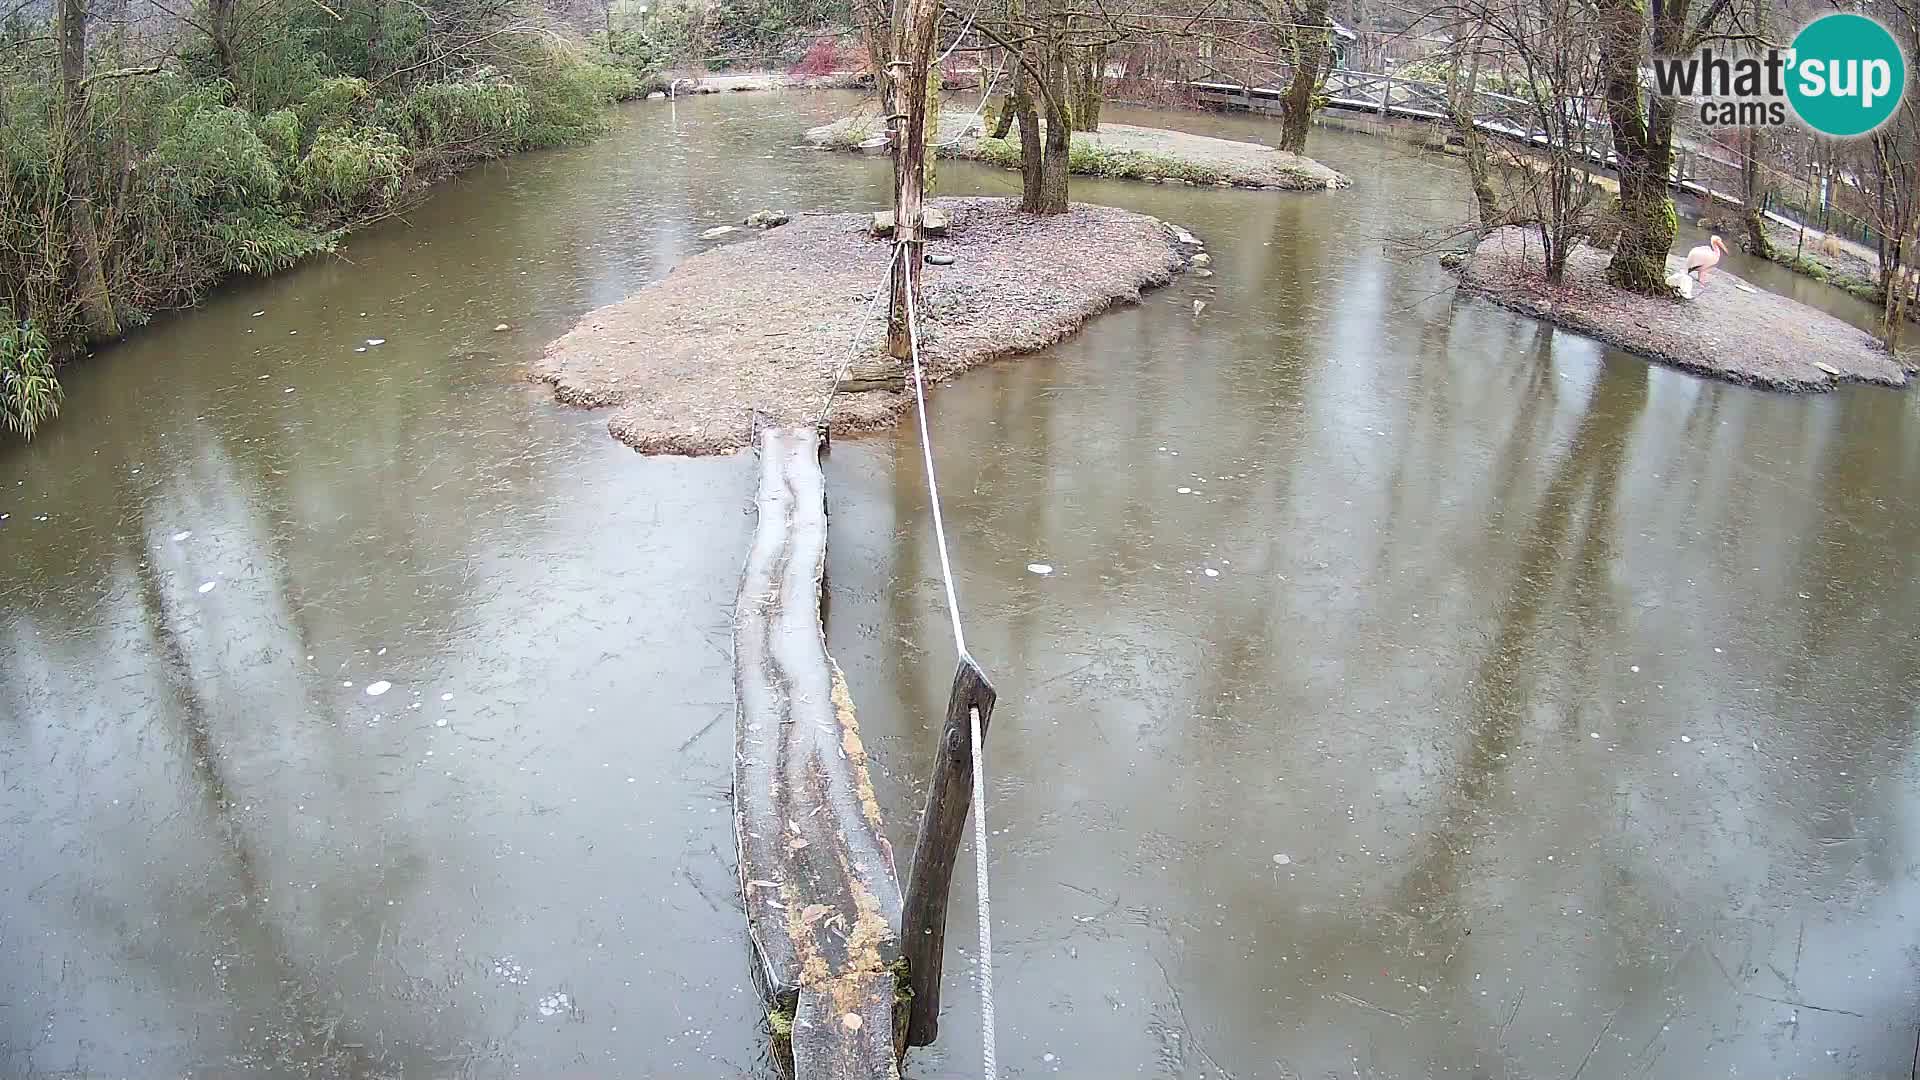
[818,243,905,426]
[901,248,996,1079]
[936,0,988,65]
[902,255,968,657]
[967,701,997,1080]
[932,60,1005,149]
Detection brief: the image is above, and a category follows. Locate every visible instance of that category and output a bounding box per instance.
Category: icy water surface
[4,92,1918,1078]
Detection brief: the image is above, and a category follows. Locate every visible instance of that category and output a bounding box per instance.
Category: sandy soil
[805,111,1350,191]
[536,197,1191,455]
[1456,226,1912,391]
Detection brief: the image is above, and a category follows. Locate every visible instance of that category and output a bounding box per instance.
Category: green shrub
[298,76,372,136]
[293,125,409,217]
[518,49,632,147]
[1,317,60,440]
[386,80,532,162]
[150,96,286,208]
[208,208,337,275]
[257,108,303,169]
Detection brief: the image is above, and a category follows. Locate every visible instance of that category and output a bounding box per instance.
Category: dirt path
[1455,226,1911,391]
[536,197,1193,455]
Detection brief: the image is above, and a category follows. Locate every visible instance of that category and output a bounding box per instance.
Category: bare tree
[1862,0,1918,337]
[1425,0,1605,282]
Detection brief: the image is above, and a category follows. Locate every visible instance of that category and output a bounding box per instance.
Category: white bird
[1684,235,1728,284]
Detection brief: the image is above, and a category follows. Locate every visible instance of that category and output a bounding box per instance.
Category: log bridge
[734,425,905,1078]
[734,425,999,1078]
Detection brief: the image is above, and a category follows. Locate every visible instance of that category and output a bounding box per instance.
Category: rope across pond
[902,245,999,1080]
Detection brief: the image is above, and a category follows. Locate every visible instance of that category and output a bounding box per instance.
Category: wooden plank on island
[734,425,904,1079]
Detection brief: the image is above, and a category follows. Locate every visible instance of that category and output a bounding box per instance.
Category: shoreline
[1453,226,1911,392]
[805,111,1351,191]
[536,197,1198,455]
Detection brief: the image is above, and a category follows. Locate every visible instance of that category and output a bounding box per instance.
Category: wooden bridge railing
[1189,64,1772,213]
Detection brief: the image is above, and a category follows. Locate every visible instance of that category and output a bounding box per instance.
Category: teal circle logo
[1787,13,1906,137]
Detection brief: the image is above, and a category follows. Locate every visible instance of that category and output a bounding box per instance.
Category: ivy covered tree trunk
[1276,0,1330,153]
[1597,0,1676,295]
[989,56,1020,138]
[1738,0,1772,260]
[1741,128,1773,259]
[1447,35,1500,228]
[1013,51,1044,211]
[209,0,238,83]
[1033,11,1071,213]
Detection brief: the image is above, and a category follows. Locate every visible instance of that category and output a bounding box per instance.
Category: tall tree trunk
[209,0,237,84]
[859,0,893,109]
[1741,128,1773,259]
[1013,58,1043,209]
[57,0,118,339]
[1032,10,1071,214]
[884,0,940,359]
[1276,0,1330,153]
[1596,0,1676,295]
[1738,0,1771,260]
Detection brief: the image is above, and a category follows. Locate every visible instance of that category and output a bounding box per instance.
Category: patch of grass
[1771,250,1885,302]
[966,134,1237,185]
[890,957,913,1055]
[767,1002,795,1075]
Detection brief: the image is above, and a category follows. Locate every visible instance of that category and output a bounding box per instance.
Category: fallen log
[733,425,906,1078]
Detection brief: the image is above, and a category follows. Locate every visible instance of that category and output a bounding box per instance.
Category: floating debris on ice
[441,692,454,702]
[1271,853,1291,866]
[435,717,448,727]
[172,531,192,541]
[1680,735,1692,743]
[365,680,392,697]
[536,992,571,1018]
[1177,487,1192,494]
[197,581,217,594]
[1630,665,1640,673]
[366,338,386,347]
[1204,568,1220,578]
[1027,563,1054,575]
[251,311,265,317]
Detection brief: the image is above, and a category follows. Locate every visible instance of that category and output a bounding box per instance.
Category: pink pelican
[1684,235,1728,284]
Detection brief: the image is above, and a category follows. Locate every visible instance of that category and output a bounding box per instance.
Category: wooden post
[885,0,941,361]
[901,654,997,1047]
